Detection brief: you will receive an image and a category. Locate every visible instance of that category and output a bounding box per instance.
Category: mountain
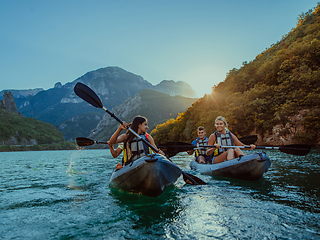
[56,111,105,141]
[10,66,196,140]
[15,67,154,125]
[86,89,197,145]
[151,4,320,146]
[154,80,196,97]
[0,88,44,99]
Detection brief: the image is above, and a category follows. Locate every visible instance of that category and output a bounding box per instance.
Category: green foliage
[0,141,77,152]
[151,4,320,145]
[0,109,65,145]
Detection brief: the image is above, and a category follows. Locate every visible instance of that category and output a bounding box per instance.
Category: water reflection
[110,185,182,230]
[195,149,320,213]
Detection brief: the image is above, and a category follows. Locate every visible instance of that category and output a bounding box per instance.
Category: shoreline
[0,141,78,152]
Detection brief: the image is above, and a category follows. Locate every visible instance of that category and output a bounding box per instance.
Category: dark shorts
[195,155,213,164]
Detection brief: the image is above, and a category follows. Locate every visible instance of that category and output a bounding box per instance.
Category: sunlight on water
[0,149,319,239]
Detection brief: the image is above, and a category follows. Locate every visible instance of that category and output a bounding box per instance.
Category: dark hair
[125,115,147,144]
[198,126,205,131]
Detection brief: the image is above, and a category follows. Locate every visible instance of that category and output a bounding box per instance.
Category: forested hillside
[0,108,65,145]
[151,4,320,146]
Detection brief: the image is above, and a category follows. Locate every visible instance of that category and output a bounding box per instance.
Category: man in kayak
[187,126,213,164]
[206,116,255,164]
[108,115,164,169]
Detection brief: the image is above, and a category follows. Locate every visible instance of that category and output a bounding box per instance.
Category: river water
[0,149,319,239]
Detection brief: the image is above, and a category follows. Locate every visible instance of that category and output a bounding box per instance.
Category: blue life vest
[192,137,209,157]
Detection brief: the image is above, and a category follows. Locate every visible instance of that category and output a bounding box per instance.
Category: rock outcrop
[253,110,314,145]
[0,91,20,115]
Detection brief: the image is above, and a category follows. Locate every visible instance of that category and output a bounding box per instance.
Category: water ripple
[0,149,319,239]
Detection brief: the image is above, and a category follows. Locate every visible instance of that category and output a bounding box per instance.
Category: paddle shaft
[95,141,108,145]
[220,145,285,150]
[198,145,298,150]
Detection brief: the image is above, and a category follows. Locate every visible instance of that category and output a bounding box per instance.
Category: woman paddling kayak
[206,116,255,164]
[108,115,165,169]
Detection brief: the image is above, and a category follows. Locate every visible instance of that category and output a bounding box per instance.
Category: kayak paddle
[158,141,311,157]
[74,82,206,185]
[157,135,258,158]
[76,137,108,146]
[219,144,312,156]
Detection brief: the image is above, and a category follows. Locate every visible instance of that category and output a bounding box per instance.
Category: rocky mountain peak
[0,91,19,115]
[54,82,63,88]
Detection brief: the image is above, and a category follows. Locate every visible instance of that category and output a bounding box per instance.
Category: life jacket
[213,130,234,156]
[122,134,152,165]
[194,137,209,157]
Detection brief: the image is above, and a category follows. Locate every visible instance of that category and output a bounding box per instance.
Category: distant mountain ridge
[9,66,196,140]
[0,88,44,99]
[87,88,197,144]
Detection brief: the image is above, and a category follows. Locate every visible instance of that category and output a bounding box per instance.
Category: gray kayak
[109,153,182,197]
[190,152,271,181]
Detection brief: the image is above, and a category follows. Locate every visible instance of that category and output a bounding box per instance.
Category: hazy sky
[0,0,318,97]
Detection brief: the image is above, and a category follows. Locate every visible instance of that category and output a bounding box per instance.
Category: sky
[0,0,319,97]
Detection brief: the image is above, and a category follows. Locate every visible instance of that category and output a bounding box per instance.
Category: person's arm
[206,134,219,155]
[109,122,128,144]
[108,141,122,158]
[147,134,165,155]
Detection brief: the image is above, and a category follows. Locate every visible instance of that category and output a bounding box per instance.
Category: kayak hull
[109,154,182,197]
[190,152,271,181]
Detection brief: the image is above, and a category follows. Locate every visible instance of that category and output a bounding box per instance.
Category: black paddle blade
[182,171,207,185]
[279,144,312,156]
[76,137,95,146]
[157,141,195,158]
[239,135,258,145]
[74,82,103,108]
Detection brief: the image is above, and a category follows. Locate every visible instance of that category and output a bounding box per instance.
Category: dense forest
[151,4,320,146]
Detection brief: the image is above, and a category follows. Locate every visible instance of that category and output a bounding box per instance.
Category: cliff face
[254,110,313,145]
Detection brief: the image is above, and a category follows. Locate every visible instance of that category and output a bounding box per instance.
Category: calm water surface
[0,149,319,239]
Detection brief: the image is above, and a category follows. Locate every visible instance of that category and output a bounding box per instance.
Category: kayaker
[206,116,255,164]
[187,126,212,164]
[108,115,165,169]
